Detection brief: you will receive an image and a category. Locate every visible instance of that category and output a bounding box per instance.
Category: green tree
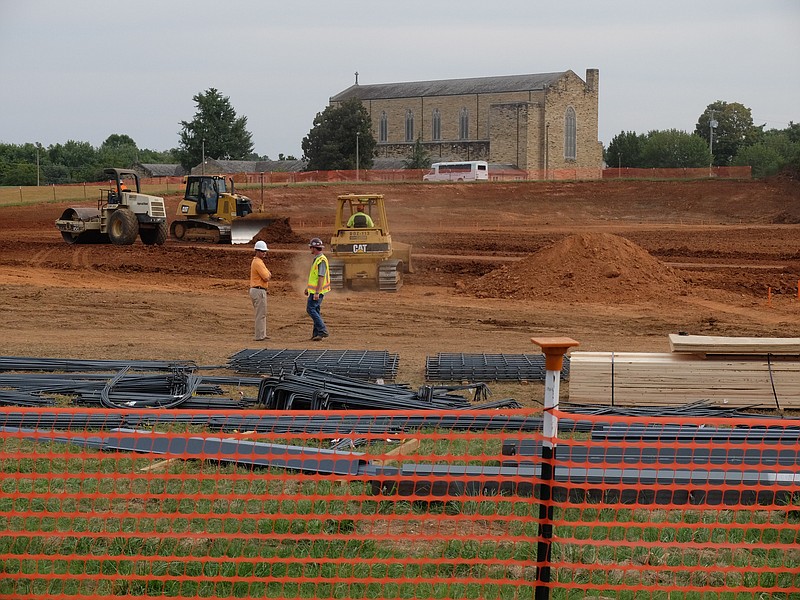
[695,101,762,166]
[302,98,375,171]
[733,123,800,178]
[137,147,180,164]
[0,142,47,185]
[403,137,432,169]
[48,140,98,182]
[177,88,254,171]
[605,131,646,167]
[98,134,139,170]
[640,129,711,168]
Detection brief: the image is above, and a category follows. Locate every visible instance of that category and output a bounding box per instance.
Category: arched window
[405,110,415,142]
[459,108,469,140]
[564,107,577,160]
[432,109,441,141]
[379,112,388,143]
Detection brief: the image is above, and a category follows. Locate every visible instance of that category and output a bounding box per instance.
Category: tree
[177,88,254,171]
[403,137,432,169]
[605,131,646,168]
[48,140,98,182]
[640,129,711,168]
[302,99,375,171]
[695,101,762,166]
[98,134,139,170]
[733,123,800,178]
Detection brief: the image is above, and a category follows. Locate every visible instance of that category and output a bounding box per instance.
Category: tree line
[2,91,797,187]
[605,101,800,178]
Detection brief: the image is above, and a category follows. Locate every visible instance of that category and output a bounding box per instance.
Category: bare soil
[2,178,799,407]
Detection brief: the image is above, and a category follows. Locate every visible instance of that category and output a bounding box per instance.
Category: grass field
[0,183,180,208]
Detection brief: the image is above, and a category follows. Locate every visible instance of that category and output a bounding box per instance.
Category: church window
[459,108,469,140]
[564,107,577,160]
[405,110,414,142]
[379,112,388,142]
[432,109,441,141]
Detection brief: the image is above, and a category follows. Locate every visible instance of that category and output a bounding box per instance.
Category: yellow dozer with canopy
[328,193,412,292]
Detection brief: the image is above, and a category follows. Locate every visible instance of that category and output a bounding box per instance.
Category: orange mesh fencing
[602,166,752,179]
[0,407,798,599]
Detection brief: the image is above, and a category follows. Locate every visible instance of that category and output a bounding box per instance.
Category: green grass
[0,182,184,208]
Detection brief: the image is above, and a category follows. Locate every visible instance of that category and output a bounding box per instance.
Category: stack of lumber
[568,335,800,409]
[667,334,800,355]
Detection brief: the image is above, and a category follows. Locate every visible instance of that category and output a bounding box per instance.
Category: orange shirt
[250,256,271,288]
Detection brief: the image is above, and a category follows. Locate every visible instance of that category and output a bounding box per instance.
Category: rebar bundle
[0,365,260,409]
[0,355,196,372]
[256,368,514,412]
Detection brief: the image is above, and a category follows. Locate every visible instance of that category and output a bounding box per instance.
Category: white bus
[423,160,489,182]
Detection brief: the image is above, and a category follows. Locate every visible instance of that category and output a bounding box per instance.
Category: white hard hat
[254,240,268,251]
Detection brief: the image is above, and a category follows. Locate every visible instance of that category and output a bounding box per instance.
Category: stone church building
[330,68,602,175]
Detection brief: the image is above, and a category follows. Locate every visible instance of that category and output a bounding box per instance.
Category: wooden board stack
[567,335,800,408]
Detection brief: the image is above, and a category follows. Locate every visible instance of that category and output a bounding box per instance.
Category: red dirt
[2,178,799,406]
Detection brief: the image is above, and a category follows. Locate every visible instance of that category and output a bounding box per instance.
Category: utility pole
[708,110,718,173]
[356,131,360,182]
[36,143,41,187]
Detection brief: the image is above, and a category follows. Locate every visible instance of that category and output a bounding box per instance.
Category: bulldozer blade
[230,216,276,245]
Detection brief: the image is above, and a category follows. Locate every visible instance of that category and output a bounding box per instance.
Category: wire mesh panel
[425,353,570,382]
[229,349,399,381]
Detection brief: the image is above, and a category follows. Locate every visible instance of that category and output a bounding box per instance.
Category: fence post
[531,336,579,600]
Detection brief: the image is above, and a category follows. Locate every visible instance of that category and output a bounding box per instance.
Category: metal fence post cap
[531,337,580,372]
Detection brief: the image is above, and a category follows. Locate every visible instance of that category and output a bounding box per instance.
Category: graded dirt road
[1,178,799,406]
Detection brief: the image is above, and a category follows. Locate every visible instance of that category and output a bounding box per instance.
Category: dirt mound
[250,218,306,244]
[468,232,688,303]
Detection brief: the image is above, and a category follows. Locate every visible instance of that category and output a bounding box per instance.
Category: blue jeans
[306,294,328,337]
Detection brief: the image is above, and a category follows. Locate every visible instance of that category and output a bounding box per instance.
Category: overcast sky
[1,0,798,160]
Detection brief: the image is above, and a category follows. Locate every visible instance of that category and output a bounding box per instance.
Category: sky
[1,0,798,160]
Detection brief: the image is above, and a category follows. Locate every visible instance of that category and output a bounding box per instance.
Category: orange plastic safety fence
[546,409,800,598]
[0,408,541,599]
[1,407,798,599]
[602,166,752,179]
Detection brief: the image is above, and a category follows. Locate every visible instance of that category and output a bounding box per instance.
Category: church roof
[136,163,186,177]
[331,71,569,102]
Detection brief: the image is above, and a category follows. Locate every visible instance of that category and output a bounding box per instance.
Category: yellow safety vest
[307,254,331,294]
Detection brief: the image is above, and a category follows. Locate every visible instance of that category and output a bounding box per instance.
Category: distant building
[330,69,602,174]
[135,163,187,178]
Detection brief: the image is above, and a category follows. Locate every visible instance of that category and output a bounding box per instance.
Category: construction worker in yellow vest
[305,237,330,341]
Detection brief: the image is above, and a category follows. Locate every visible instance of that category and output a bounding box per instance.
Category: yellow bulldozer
[171,175,281,244]
[328,193,412,292]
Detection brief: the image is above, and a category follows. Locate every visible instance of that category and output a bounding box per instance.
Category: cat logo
[352,244,368,253]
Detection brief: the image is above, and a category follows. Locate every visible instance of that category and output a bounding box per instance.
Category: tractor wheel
[108,209,139,245]
[141,222,168,245]
[171,221,187,241]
